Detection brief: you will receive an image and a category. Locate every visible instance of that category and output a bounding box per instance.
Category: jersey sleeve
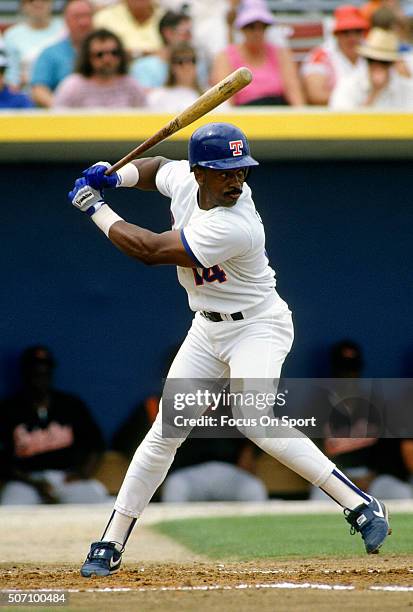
[181,212,252,268]
[155,160,191,198]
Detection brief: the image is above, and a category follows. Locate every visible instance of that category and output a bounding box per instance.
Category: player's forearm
[69,165,193,266]
[108,220,160,265]
[107,219,193,267]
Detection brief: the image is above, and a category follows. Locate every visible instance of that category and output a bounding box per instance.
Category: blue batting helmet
[188,123,259,170]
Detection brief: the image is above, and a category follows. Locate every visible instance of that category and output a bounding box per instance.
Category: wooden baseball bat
[105,67,252,175]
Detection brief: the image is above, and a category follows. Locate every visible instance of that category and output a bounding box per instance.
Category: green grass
[153,513,413,560]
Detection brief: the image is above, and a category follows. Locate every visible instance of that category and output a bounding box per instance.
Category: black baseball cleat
[344,497,392,554]
[80,541,123,577]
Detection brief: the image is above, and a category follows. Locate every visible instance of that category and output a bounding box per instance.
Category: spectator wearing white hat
[211,0,304,106]
[330,27,413,108]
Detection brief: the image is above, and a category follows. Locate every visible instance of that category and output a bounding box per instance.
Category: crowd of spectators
[1,0,413,110]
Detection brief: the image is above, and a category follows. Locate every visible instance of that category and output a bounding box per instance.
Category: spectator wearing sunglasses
[53,28,146,107]
[211,0,304,106]
[146,42,201,112]
[302,5,370,106]
[330,27,413,108]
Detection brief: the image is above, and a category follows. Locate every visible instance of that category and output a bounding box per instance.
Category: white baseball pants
[114,305,335,517]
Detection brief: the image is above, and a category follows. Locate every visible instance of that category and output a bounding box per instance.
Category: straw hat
[357,27,400,62]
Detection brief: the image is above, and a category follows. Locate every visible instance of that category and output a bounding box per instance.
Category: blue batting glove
[69,177,104,216]
[82,161,119,191]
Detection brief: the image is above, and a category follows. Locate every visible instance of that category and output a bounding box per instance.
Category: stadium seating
[277,18,325,63]
[0,0,361,22]
[268,0,360,10]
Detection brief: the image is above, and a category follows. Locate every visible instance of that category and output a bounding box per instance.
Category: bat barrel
[106,67,253,175]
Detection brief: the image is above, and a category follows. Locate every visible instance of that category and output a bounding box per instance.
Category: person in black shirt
[0,345,108,504]
[310,340,413,500]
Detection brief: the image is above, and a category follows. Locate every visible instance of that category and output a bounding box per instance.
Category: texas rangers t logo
[229,140,243,157]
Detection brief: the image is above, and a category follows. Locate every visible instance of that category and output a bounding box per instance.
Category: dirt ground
[1,558,413,611]
[0,504,412,611]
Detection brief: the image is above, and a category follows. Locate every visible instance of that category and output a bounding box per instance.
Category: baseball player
[68,123,391,577]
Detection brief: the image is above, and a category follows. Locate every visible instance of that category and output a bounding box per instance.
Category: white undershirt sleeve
[155,160,190,198]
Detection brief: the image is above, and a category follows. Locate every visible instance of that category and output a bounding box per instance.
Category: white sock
[102,510,136,549]
[321,468,372,510]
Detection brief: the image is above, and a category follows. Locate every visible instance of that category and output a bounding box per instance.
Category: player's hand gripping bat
[105,67,252,176]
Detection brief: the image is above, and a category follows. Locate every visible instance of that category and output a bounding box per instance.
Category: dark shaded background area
[1,160,412,439]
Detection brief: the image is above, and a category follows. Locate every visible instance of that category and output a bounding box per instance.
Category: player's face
[196,167,247,208]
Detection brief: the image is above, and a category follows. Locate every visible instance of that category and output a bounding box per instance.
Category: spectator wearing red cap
[302,4,369,105]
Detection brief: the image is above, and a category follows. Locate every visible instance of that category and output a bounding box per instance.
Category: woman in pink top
[211,0,304,106]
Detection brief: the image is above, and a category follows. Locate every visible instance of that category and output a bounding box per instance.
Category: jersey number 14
[192,265,227,286]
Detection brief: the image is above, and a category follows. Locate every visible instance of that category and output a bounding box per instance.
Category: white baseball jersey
[156,160,287,314]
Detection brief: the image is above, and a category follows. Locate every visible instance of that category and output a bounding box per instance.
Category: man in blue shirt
[0,50,34,109]
[30,0,93,107]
